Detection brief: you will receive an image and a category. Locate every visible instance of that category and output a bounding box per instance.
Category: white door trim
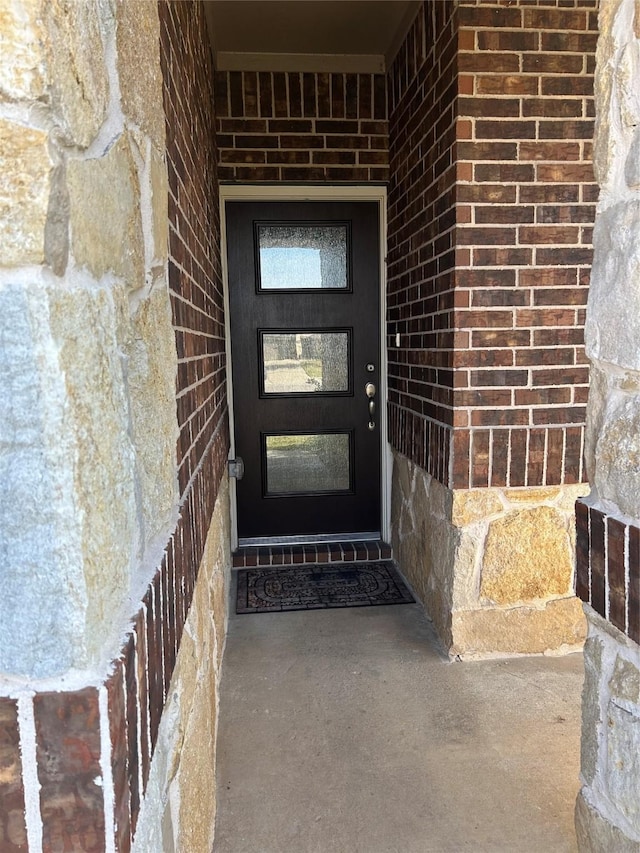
[220,184,390,549]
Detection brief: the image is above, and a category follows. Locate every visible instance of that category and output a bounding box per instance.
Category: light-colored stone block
[585,201,640,372]
[391,452,458,647]
[452,488,503,527]
[48,283,139,662]
[115,0,165,148]
[607,701,640,827]
[125,287,178,547]
[575,790,640,853]
[592,389,640,519]
[150,144,169,267]
[584,363,615,486]
[593,0,638,195]
[580,635,603,786]
[0,119,52,267]
[0,283,87,677]
[451,597,586,658]
[480,506,573,605]
[610,654,640,705]
[43,0,109,148]
[505,487,562,505]
[0,0,45,101]
[67,132,144,286]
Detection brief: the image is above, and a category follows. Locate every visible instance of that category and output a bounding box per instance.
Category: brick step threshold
[232,540,392,569]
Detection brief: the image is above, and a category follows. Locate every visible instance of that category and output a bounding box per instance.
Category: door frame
[220,184,390,549]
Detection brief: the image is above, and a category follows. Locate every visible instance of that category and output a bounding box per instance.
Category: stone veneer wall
[574,0,640,847]
[387,0,596,653]
[0,1,229,850]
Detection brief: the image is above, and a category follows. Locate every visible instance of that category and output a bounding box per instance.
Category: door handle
[365,382,376,430]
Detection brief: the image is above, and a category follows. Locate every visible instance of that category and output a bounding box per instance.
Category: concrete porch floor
[214,590,584,852]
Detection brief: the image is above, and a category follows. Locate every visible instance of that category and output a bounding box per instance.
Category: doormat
[236,561,414,614]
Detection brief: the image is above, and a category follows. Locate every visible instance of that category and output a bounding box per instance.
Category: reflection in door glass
[257,224,348,290]
[265,433,351,494]
[262,331,350,394]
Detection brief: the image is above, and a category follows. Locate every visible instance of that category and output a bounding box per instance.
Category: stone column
[575,0,640,848]
[0,1,180,848]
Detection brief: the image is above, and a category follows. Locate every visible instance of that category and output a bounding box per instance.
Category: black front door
[226,200,380,541]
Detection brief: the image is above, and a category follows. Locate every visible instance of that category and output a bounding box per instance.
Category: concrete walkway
[214,595,584,853]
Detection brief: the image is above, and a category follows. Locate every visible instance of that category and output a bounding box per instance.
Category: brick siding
[387,0,459,483]
[576,501,640,646]
[215,71,389,182]
[388,0,597,489]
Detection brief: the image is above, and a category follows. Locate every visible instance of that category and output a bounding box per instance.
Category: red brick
[522,53,585,74]
[474,163,535,183]
[523,8,588,31]
[475,76,538,97]
[458,6,523,28]
[459,54,520,74]
[477,31,538,52]
[475,120,537,140]
[459,97,520,118]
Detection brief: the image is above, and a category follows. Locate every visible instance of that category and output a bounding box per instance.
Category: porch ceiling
[204,0,420,72]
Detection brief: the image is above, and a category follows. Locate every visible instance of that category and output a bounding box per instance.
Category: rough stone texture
[606,646,640,830]
[580,635,603,786]
[391,451,457,648]
[48,284,139,661]
[392,452,587,656]
[132,481,230,853]
[610,654,640,704]
[0,283,87,676]
[585,201,640,372]
[607,702,640,827]
[592,0,627,191]
[578,611,640,849]
[0,118,52,267]
[451,597,587,658]
[124,287,179,549]
[43,0,109,148]
[0,0,45,101]
[583,361,612,485]
[480,507,574,605]
[67,132,145,285]
[0,0,176,679]
[452,489,503,527]
[575,790,640,853]
[115,0,165,148]
[149,144,169,273]
[592,386,640,519]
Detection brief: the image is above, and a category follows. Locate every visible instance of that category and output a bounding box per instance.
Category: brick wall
[215,71,389,182]
[387,0,459,484]
[387,0,597,490]
[164,5,228,498]
[576,503,640,646]
[453,0,597,489]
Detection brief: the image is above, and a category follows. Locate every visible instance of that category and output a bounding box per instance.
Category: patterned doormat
[236,561,414,614]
